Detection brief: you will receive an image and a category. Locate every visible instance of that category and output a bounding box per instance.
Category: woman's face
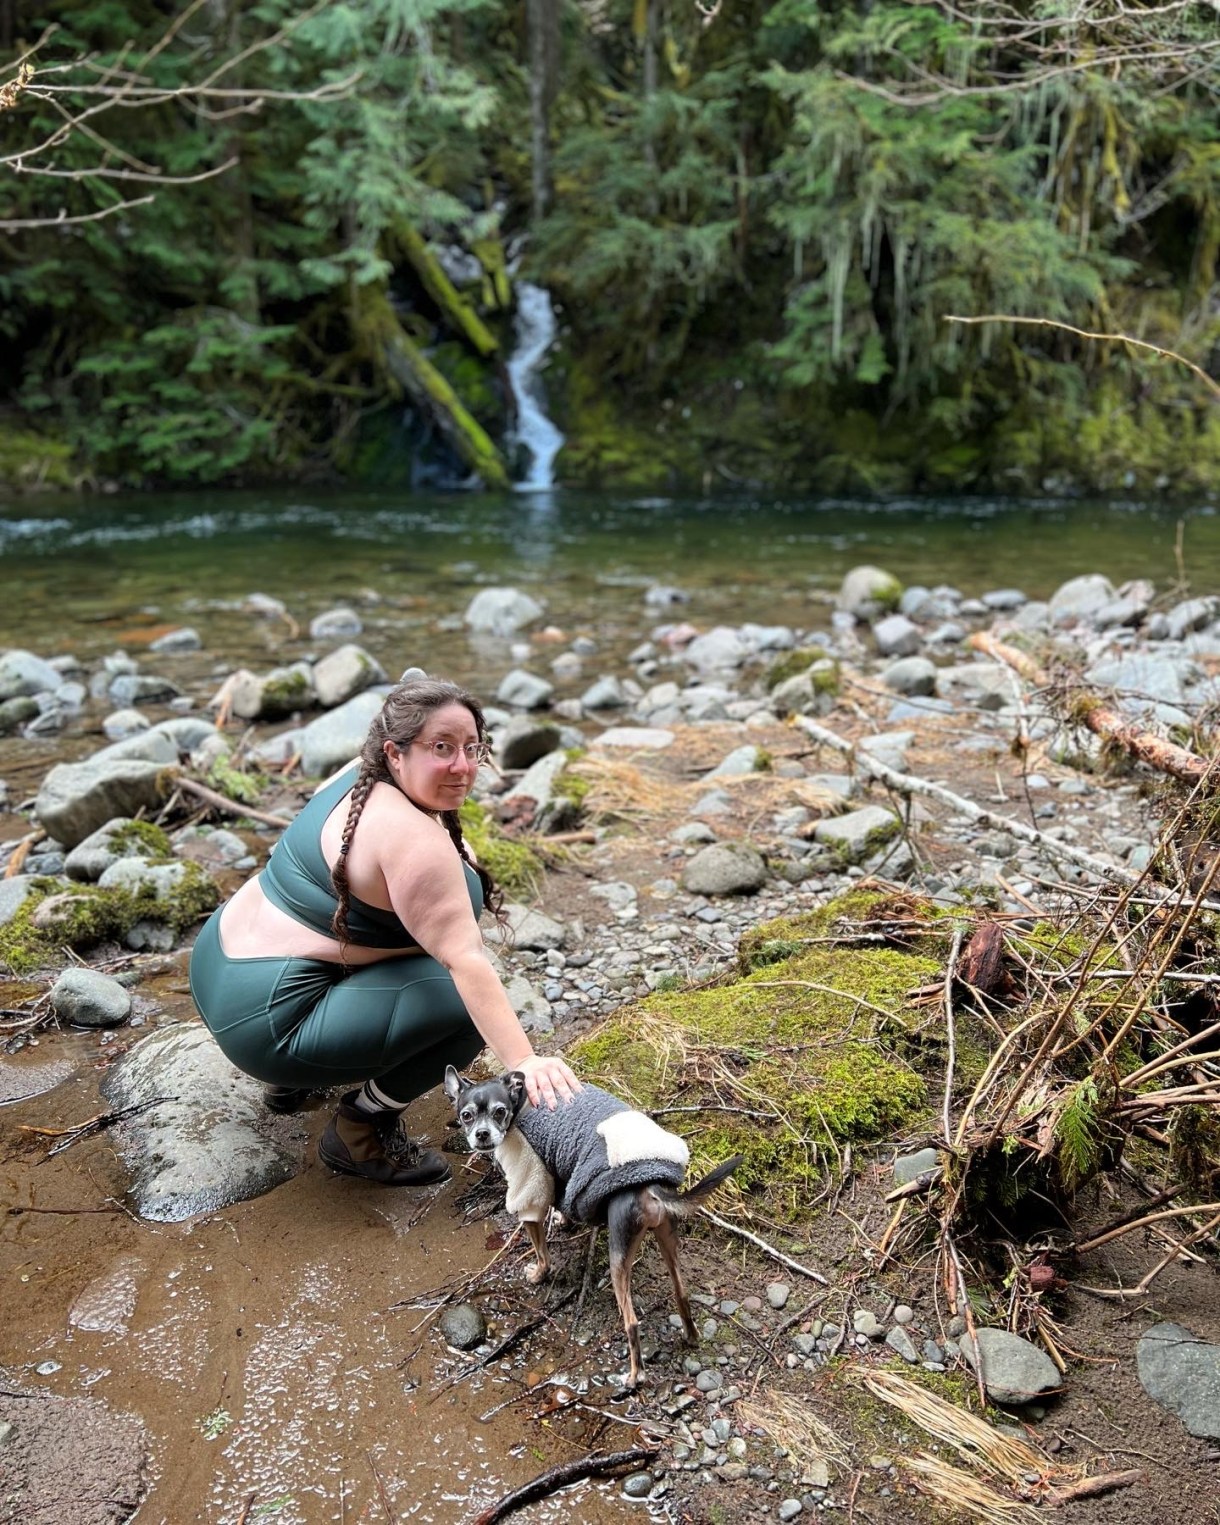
[385,701,483,812]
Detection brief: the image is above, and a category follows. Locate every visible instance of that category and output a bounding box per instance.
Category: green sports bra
[259,766,483,947]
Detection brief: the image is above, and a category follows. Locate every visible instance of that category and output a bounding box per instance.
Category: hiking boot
[317,1091,451,1187]
[263,1084,314,1114]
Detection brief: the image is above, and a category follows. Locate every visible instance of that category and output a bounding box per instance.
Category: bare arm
[380,808,579,1107]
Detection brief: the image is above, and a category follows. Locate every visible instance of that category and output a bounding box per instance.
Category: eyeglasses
[414,738,491,766]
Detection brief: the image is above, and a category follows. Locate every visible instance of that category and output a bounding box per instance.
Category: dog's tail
[651,1154,743,1218]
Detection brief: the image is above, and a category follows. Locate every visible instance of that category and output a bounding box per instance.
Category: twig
[699,1206,828,1284]
[470,1447,657,1525]
[944,315,1220,402]
[432,1287,580,1395]
[1043,1467,1147,1505]
[175,775,291,829]
[21,1095,177,1156]
[942,923,966,1144]
[235,1493,256,1525]
[366,1451,397,1524]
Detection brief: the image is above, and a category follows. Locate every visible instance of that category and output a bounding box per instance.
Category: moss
[459,798,543,899]
[0,425,79,491]
[260,670,313,717]
[206,758,265,805]
[552,758,591,809]
[0,865,220,975]
[571,902,940,1216]
[109,820,174,859]
[765,647,830,690]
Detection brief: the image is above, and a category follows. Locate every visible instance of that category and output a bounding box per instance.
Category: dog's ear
[443,1065,468,1105]
[505,1071,528,1114]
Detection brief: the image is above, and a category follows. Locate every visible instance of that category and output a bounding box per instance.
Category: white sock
[353,1079,407,1116]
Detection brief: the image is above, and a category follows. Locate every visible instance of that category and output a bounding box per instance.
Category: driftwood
[174,776,292,830]
[956,921,1012,1001]
[969,631,1216,785]
[793,715,1140,887]
[471,1447,658,1525]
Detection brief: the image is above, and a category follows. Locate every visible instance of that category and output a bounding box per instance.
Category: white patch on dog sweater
[496,1129,555,1222]
[598,1111,690,1170]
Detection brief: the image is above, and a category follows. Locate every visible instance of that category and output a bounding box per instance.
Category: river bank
[3,564,1220,1523]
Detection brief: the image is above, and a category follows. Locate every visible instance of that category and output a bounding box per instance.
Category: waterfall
[506,282,565,493]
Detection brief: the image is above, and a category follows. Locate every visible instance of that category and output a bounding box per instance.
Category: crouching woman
[189,674,579,1186]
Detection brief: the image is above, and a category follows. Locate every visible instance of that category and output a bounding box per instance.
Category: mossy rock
[765,647,831,690]
[571,892,950,1219]
[0,866,220,975]
[109,820,174,859]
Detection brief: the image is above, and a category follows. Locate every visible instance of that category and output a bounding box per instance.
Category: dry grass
[738,1390,851,1478]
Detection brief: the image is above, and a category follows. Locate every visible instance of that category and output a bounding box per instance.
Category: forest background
[1,0,1218,498]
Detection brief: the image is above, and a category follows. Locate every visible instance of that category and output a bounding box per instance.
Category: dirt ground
[4,684,1220,1523]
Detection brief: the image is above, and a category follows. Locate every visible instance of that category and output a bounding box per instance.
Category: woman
[189,674,580,1187]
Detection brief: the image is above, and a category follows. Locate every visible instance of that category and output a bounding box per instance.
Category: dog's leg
[607,1191,649,1388]
[522,1213,551,1284]
[652,1210,698,1345]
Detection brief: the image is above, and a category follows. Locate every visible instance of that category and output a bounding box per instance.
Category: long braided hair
[330,676,503,948]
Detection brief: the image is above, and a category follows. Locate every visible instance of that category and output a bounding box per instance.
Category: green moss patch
[459,799,543,899]
[0,866,220,975]
[572,892,947,1218]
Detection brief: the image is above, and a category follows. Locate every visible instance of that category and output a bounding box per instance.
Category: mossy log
[969,632,1214,785]
[471,235,513,312]
[359,288,510,491]
[393,222,499,359]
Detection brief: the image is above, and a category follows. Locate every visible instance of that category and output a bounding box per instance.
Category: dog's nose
[474,1128,492,1148]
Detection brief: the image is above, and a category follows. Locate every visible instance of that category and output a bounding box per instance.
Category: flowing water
[505,285,565,492]
[1,488,1216,684]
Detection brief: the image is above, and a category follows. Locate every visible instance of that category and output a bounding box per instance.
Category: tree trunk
[526,0,559,223]
[393,222,498,359]
[359,288,510,490]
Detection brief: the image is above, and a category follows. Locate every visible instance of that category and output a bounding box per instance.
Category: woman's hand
[515,1053,582,1110]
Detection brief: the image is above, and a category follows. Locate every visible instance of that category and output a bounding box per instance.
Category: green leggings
[188,907,482,1101]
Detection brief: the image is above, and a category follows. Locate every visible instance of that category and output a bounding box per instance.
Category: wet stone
[623,1471,654,1499]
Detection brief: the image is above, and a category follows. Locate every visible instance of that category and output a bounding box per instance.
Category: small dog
[444,1065,741,1387]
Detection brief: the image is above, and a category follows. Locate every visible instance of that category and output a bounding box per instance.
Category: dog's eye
[460,1108,475,1125]
[492,1106,509,1125]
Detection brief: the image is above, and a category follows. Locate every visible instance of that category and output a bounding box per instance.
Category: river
[2,488,1216,686]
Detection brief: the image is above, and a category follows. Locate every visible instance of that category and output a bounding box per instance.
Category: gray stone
[0,649,66,700]
[623,1471,654,1498]
[857,729,914,772]
[705,745,763,779]
[873,614,922,658]
[591,725,675,751]
[100,1023,306,1220]
[108,672,181,706]
[885,1326,920,1363]
[148,626,202,653]
[50,968,132,1028]
[1165,596,1220,642]
[297,690,386,777]
[497,717,561,769]
[838,566,902,620]
[35,759,176,849]
[65,817,158,882]
[312,645,385,708]
[465,587,544,635]
[492,902,567,951]
[681,842,768,896]
[893,1147,939,1184]
[102,707,151,741]
[958,1328,1060,1404]
[853,1310,883,1340]
[0,875,37,927]
[1048,573,1116,626]
[981,589,1027,610]
[497,669,554,709]
[881,657,937,696]
[309,606,363,640]
[1137,1321,1220,1438]
[581,675,628,710]
[813,806,899,863]
[766,1282,791,1309]
[439,1302,487,1350]
[768,670,835,718]
[936,662,1021,710]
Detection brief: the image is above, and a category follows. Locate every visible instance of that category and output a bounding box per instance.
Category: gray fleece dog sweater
[514,1083,690,1222]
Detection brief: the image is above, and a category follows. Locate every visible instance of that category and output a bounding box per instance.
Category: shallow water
[2,487,1216,684]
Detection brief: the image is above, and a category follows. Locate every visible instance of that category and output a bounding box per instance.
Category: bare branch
[0,195,154,230]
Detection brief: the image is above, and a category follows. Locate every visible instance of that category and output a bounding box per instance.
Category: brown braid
[329,676,503,948]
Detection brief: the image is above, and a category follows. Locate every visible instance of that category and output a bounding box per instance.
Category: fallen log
[360,288,510,491]
[968,631,1216,786]
[792,715,1140,887]
[392,222,499,359]
[471,1447,658,1525]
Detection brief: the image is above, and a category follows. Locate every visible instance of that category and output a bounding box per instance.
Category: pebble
[766,1281,791,1309]
[778,1501,803,1521]
[623,1471,654,1499]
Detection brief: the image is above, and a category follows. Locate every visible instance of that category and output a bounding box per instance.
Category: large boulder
[100,1023,308,1221]
[312,644,386,708]
[1137,1322,1220,1438]
[296,689,387,777]
[465,587,544,635]
[35,759,176,849]
[0,648,64,700]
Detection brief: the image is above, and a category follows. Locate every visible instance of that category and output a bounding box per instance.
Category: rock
[149,626,202,653]
[838,566,902,620]
[491,903,567,951]
[705,745,764,779]
[936,662,1021,711]
[108,672,182,706]
[309,606,363,640]
[684,627,750,673]
[766,1282,791,1309]
[0,648,65,700]
[65,818,163,883]
[296,690,386,777]
[885,1326,920,1363]
[50,967,132,1028]
[680,842,768,896]
[497,717,561,769]
[0,875,37,927]
[1048,573,1115,626]
[881,657,937,696]
[590,726,676,750]
[102,707,151,741]
[1137,1322,1220,1438]
[312,644,386,707]
[873,614,922,658]
[958,1328,1061,1404]
[580,675,628,710]
[465,587,544,635]
[853,1310,883,1340]
[99,1023,307,1220]
[623,1471,655,1498]
[497,669,554,709]
[813,806,899,863]
[35,758,176,849]
[439,1303,487,1350]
